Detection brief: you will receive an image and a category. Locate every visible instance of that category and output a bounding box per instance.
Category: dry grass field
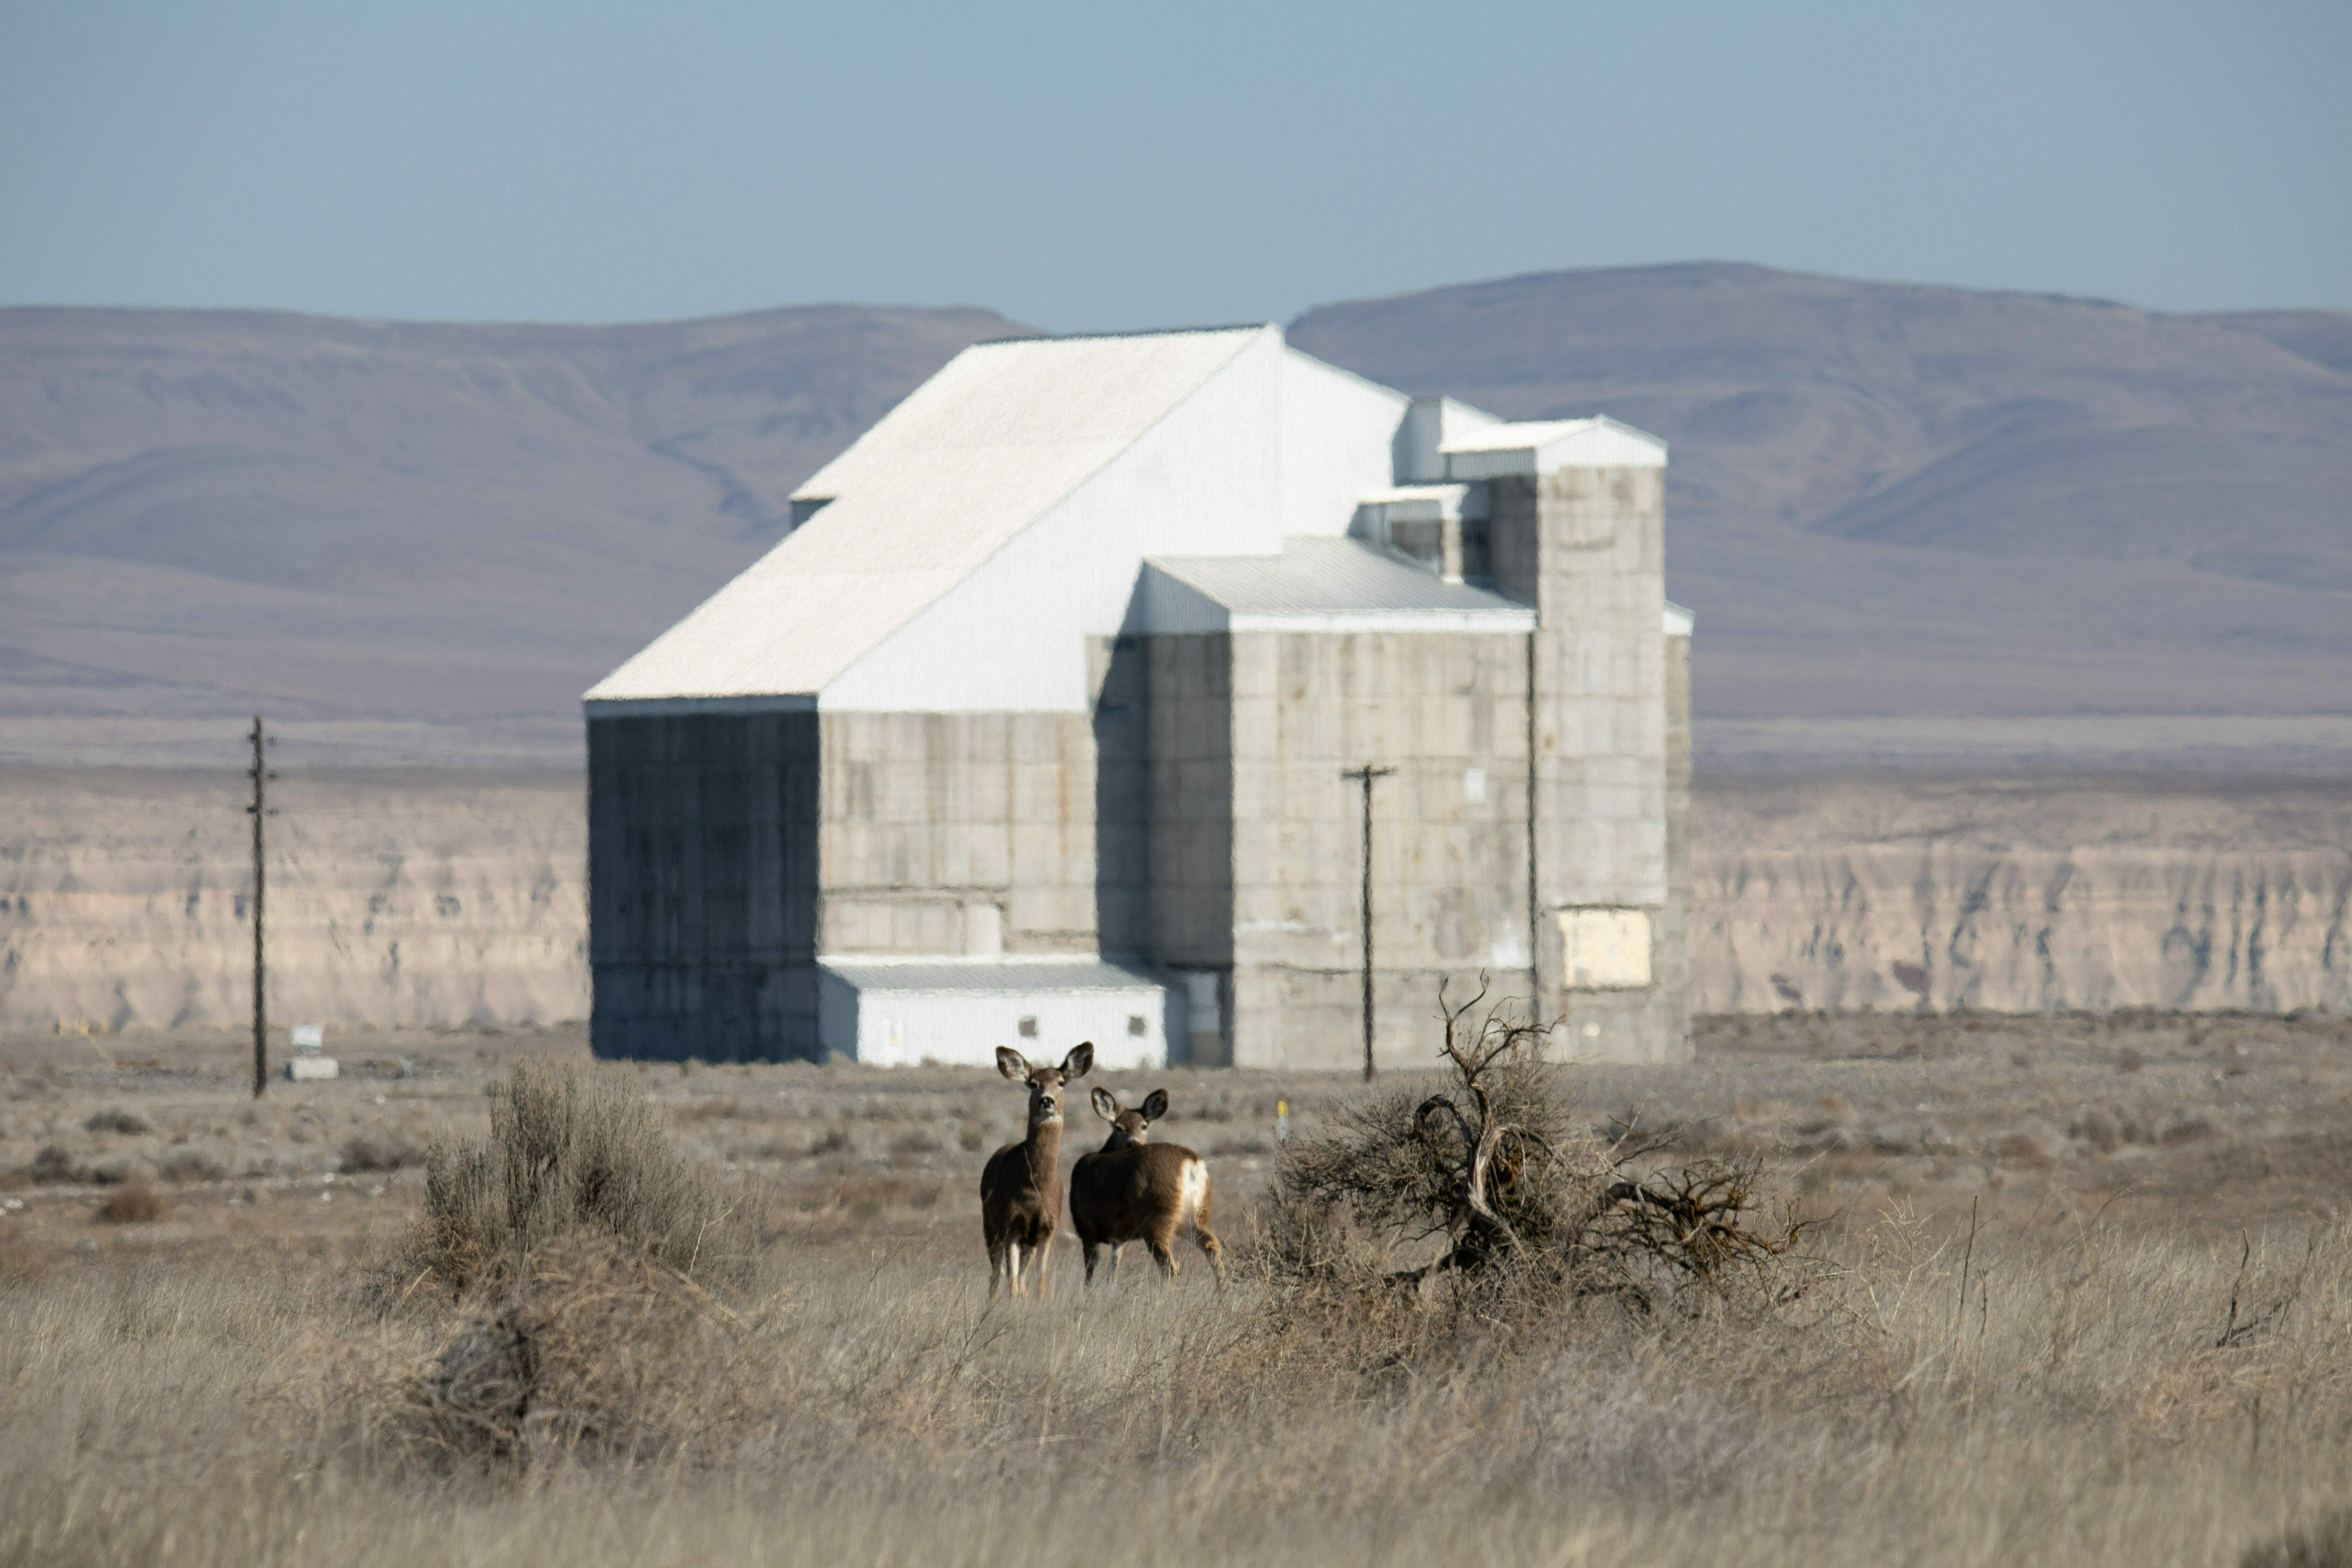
[5,1009,2352,1567]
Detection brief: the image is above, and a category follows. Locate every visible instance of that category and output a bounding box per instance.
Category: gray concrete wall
[816,711,1099,958]
[1656,629,1693,1052]
[588,710,820,1061]
[1222,629,1536,1071]
[1492,465,1686,1063]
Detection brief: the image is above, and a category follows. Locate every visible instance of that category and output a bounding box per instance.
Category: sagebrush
[404,1059,752,1293]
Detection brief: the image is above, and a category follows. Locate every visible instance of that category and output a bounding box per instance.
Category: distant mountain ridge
[0,302,1030,756]
[1289,264,2352,723]
[4,265,2348,763]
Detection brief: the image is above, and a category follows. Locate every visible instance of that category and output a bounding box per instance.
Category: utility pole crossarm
[1341,763,1397,1082]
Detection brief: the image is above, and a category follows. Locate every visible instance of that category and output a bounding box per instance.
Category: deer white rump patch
[1177,1160,1209,1223]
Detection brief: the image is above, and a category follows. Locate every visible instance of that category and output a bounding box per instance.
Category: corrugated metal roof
[585,327,1270,705]
[1141,537,1535,632]
[823,957,1168,995]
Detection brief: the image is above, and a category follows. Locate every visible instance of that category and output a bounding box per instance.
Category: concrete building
[584,324,1692,1070]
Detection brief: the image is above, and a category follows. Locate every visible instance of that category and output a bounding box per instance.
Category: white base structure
[817,958,1169,1069]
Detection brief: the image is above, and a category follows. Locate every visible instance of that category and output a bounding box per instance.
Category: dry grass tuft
[84,1107,152,1136]
[372,1232,766,1474]
[403,1059,751,1295]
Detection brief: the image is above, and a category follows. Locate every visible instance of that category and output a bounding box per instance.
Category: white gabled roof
[1441,414,1667,478]
[586,326,1270,706]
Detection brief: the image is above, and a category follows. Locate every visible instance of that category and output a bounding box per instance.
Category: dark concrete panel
[1093,634,1153,958]
[588,710,820,1060]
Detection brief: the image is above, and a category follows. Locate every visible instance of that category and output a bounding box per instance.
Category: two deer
[979,1041,1224,1299]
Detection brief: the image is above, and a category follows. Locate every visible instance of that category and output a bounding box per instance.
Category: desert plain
[6,1007,2352,1567]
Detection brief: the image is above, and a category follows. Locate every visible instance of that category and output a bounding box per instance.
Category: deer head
[1090,1086,1169,1150]
[996,1042,1094,1133]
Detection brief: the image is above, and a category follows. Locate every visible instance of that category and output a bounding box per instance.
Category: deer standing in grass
[980,1042,1092,1299]
[1069,1087,1224,1288]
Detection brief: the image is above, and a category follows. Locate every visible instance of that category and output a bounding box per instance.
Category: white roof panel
[1441,414,1667,477]
[586,327,1269,704]
[1140,537,1535,633]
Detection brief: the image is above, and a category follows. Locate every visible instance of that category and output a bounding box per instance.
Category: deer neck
[1025,1116,1064,1178]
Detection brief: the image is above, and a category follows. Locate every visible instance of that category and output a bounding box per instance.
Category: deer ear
[1091,1086,1119,1121]
[995,1047,1031,1082]
[1061,1041,1094,1080]
[1140,1088,1170,1122]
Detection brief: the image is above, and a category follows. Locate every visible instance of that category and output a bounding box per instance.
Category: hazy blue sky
[2,0,2345,331]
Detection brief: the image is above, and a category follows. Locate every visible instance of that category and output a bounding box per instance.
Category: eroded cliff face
[1694,775,2352,1013]
[3,767,2347,1032]
[0,768,587,1033]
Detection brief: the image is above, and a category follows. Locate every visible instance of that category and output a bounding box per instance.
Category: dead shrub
[27,1145,90,1185]
[2078,1108,2123,1154]
[404,1059,752,1294]
[1259,981,1807,1329]
[157,1147,228,1184]
[374,1232,768,1474]
[341,1131,426,1174]
[96,1181,167,1223]
[2242,1510,2352,1568]
[85,1107,152,1136]
[889,1129,941,1158]
[1994,1131,2053,1167]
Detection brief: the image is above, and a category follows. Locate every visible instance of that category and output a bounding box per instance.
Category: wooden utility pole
[1342,763,1396,1081]
[246,717,273,1098]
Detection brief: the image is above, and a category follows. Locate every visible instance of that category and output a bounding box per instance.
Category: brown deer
[1069,1086,1224,1288]
[979,1041,1092,1299]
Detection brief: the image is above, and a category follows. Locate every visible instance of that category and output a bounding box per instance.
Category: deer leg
[987,1238,1008,1300]
[1192,1222,1226,1288]
[1032,1230,1054,1300]
[1146,1233,1178,1282]
[1082,1238,1103,1287]
[1006,1241,1027,1298]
